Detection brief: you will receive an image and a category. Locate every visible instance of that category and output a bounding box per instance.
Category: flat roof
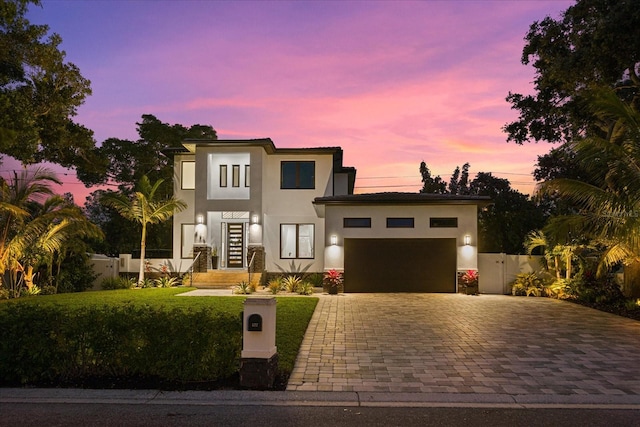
[314,192,492,205]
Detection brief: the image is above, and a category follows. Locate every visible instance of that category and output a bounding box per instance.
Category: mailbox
[247,313,262,331]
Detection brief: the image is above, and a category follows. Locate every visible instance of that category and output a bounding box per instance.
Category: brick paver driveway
[286,294,640,395]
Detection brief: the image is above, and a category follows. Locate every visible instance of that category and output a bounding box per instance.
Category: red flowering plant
[323,269,344,294]
[460,269,479,294]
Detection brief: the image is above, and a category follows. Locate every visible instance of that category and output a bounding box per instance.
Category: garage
[344,238,457,292]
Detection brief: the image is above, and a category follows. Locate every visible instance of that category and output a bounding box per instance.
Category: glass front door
[226,223,244,268]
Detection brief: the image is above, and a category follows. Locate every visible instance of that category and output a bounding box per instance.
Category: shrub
[571,271,626,305]
[323,269,343,293]
[267,278,282,294]
[305,273,324,288]
[55,253,98,293]
[154,276,179,288]
[0,303,242,385]
[511,272,546,297]
[283,276,302,293]
[101,276,135,290]
[234,281,254,295]
[0,288,9,300]
[40,285,57,295]
[297,282,314,296]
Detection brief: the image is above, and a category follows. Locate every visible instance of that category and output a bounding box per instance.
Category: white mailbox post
[240,297,278,389]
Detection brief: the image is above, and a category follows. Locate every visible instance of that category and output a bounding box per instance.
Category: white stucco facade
[166,138,489,292]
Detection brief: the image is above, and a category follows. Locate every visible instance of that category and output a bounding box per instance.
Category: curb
[2,389,640,409]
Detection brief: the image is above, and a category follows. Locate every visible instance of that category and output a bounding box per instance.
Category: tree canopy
[419,162,547,253]
[76,114,217,188]
[0,0,95,168]
[504,0,640,145]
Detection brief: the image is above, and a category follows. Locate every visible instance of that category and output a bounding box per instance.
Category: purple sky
[20,0,574,203]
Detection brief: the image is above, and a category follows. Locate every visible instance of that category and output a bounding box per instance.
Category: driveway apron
[286,294,640,395]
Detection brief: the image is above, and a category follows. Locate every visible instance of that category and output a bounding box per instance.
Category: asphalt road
[2,403,639,427]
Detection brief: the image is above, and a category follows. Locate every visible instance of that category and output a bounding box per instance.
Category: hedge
[0,303,242,386]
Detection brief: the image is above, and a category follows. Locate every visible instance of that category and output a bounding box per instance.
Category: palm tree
[0,168,100,296]
[102,175,186,285]
[540,90,640,295]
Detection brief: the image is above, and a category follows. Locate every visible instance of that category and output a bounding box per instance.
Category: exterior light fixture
[464,235,471,246]
[251,214,259,225]
[196,214,204,224]
[330,235,338,246]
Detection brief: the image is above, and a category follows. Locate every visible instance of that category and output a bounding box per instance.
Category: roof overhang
[313,192,492,217]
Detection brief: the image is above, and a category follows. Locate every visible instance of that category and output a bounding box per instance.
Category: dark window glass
[430,217,458,228]
[386,217,414,228]
[232,165,240,187]
[281,161,315,189]
[220,165,227,187]
[343,217,371,228]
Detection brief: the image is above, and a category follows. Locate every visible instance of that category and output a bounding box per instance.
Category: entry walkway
[287,294,640,395]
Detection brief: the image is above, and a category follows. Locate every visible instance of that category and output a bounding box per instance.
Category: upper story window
[281,161,315,189]
[430,217,458,228]
[343,217,371,228]
[181,161,195,190]
[386,217,414,228]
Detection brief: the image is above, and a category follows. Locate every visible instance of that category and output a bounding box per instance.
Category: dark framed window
[386,217,414,228]
[220,165,227,187]
[281,161,315,189]
[245,165,250,187]
[280,224,314,259]
[430,217,458,228]
[343,217,371,228]
[232,165,240,187]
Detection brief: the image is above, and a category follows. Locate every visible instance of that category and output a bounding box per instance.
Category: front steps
[190,270,262,289]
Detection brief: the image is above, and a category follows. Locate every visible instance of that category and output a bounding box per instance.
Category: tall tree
[420,162,547,253]
[77,114,217,188]
[0,0,95,168]
[419,161,447,194]
[0,167,100,297]
[101,176,186,285]
[540,90,640,296]
[504,0,640,145]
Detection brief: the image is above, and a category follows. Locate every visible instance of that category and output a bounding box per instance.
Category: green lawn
[1,287,318,387]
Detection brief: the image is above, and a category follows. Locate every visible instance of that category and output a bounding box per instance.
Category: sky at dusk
[19,0,575,203]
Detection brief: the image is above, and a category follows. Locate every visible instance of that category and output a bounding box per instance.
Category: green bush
[511,272,546,297]
[297,282,314,295]
[55,253,99,293]
[283,276,302,293]
[0,303,242,386]
[101,276,135,290]
[233,281,254,294]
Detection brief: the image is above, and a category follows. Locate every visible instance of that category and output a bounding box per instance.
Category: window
[181,224,195,258]
[386,217,414,228]
[181,161,195,190]
[281,161,315,189]
[245,165,250,187]
[430,217,458,228]
[232,165,240,187]
[343,217,371,228]
[280,224,314,259]
[220,165,227,187]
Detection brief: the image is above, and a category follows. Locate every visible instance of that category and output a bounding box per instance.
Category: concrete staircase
[190,270,262,289]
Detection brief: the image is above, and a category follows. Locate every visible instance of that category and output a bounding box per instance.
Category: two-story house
[165,138,489,292]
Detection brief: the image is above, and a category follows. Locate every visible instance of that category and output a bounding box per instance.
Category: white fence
[478,253,544,294]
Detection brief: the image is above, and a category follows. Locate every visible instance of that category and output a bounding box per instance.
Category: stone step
[190,271,262,288]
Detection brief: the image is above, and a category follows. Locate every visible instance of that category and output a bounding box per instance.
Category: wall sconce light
[196,214,204,224]
[330,235,338,246]
[251,214,259,225]
[464,235,471,246]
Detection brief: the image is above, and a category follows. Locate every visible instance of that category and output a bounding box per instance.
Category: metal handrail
[185,250,202,287]
[248,251,256,286]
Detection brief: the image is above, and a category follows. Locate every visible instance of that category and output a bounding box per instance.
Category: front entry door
[226,223,244,268]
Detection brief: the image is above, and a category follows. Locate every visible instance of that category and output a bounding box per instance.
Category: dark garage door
[344,238,456,292]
